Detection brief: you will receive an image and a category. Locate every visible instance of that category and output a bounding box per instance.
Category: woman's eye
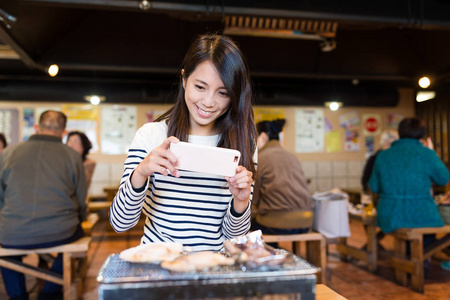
[195,85,205,90]
[219,91,229,97]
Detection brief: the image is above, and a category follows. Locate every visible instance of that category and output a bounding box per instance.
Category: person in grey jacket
[0,110,87,300]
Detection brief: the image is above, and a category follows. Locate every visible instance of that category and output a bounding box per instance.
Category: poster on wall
[365,136,375,157]
[62,104,99,152]
[339,111,360,129]
[0,108,19,146]
[22,108,35,141]
[101,105,137,154]
[325,131,341,152]
[345,129,360,151]
[295,109,324,153]
[387,113,403,129]
[146,110,166,123]
[253,108,285,123]
[362,113,381,136]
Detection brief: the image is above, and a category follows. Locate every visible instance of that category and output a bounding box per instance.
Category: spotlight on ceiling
[47,64,59,77]
[416,91,435,102]
[325,101,343,111]
[139,0,151,10]
[418,76,431,88]
[320,38,336,52]
[84,95,106,105]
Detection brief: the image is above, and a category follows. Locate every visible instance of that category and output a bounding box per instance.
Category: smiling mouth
[197,106,214,116]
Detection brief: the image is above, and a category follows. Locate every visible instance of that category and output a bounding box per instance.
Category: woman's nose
[202,93,215,107]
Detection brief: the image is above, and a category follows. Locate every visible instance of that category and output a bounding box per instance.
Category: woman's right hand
[131,136,180,189]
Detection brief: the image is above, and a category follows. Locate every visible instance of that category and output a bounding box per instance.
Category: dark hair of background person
[39,110,67,132]
[67,131,93,161]
[0,133,7,148]
[256,119,286,140]
[398,117,427,139]
[156,33,257,175]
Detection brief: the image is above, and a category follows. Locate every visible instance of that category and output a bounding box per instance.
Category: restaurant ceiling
[1,0,450,106]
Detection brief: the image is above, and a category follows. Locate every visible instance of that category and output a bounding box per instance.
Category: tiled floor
[1,213,450,299]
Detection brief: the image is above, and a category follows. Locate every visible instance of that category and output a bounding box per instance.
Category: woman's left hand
[226,166,253,214]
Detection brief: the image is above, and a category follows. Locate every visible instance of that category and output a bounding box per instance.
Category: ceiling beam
[0,24,46,71]
[21,0,450,28]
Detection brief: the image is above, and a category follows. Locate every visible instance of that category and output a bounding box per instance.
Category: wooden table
[88,185,119,212]
[337,212,378,272]
[317,284,348,300]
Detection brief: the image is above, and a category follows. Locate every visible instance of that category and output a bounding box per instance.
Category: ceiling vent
[224,16,337,40]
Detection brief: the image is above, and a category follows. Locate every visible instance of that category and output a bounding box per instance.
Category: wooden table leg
[410,236,424,293]
[306,240,326,284]
[394,238,408,286]
[337,237,348,261]
[366,222,378,272]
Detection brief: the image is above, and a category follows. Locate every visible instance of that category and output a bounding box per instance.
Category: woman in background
[361,129,398,194]
[369,117,449,233]
[67,131,96,190]
[0,133,7,154]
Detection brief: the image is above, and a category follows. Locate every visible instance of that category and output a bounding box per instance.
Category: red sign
[365,117,378,133]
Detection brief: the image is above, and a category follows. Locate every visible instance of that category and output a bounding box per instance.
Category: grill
[97,252,319,300]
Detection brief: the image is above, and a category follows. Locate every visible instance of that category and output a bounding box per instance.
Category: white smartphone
[170,142,241,177]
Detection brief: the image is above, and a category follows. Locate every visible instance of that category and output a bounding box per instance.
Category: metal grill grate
[98,252,319,284]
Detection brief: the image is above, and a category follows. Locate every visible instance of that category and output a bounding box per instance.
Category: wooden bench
[263,232,327,284]
[0,214,98,300]
[0,237,91,300]
[390,225,450,293]
[337,212,378,272]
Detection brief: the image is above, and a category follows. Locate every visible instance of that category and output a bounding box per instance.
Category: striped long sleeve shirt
[109,121,254,252]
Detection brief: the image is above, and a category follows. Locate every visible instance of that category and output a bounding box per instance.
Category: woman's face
[67,134,83,155]
[183,60,231,136]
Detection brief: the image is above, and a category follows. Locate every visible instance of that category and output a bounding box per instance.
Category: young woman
[109,34,257,252]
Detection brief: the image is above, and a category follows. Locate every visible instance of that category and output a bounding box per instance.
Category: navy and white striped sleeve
[222,149,258,239]
[109,127,153,233]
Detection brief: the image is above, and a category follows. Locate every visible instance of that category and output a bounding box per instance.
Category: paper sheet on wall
[22,108,35,141]
[325,130,341,152]
[345,129,360,152]
[339,111,360,129]
[295,109,324,153]
[62,104,99,152]
[0,109,19,145]
[101,105,137,154]
[253,108,285,123]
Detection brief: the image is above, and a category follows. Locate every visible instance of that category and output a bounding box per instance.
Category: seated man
[0,110,87,300]
[251,119,314,247]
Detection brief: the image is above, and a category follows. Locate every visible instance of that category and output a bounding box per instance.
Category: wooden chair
[263,232,327,284]
[0,214,98,300]
[389,225,450,293]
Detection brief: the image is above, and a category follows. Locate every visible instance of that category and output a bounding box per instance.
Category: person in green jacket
[369,117,449,234]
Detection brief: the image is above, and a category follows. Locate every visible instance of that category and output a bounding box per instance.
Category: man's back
[0,134,87,247]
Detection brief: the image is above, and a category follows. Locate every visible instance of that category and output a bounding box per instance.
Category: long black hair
[156,34,257,174]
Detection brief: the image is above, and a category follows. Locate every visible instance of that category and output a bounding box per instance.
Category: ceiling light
[320,38,336,52]
[418,76,430,88]
[84,95,106,105]
[48,64,59,77]
[416,91,435,102]
[139,0,151,10]
[325,101,342,111]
